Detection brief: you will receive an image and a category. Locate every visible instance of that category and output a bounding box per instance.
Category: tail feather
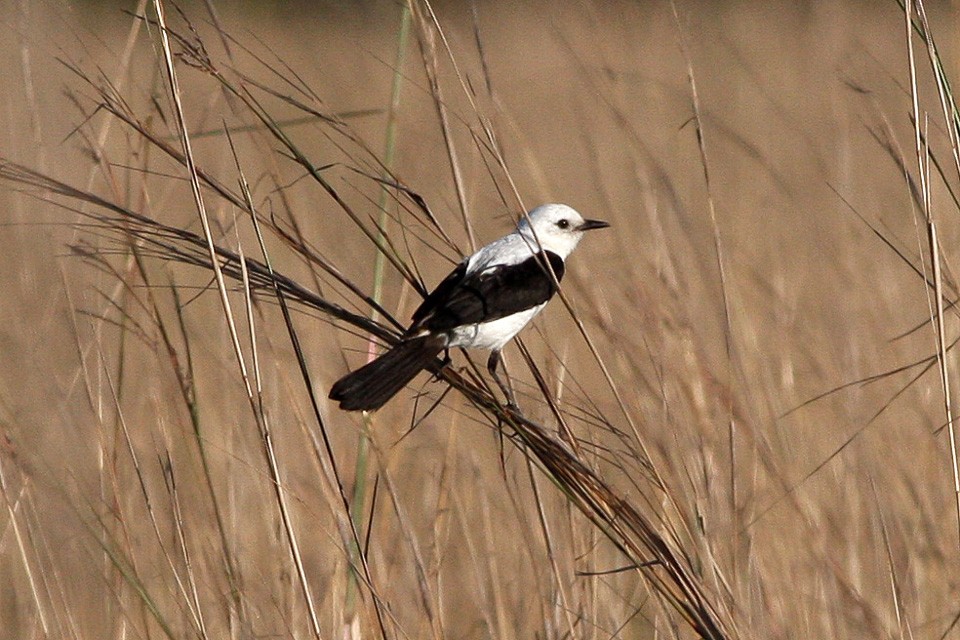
[329,335,445,411]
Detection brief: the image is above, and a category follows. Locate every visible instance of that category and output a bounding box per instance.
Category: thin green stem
[345,2,411,623]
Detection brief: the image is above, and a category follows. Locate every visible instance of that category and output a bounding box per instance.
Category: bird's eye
[556,219,570,229]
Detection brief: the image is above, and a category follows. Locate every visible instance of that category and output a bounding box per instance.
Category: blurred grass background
[1,0,959,638]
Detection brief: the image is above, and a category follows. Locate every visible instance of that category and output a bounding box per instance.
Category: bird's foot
[487,350,518,408]
[495,400,522,436]
[431,349,452,382]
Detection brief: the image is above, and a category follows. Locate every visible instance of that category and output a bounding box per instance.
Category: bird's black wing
[410,251,564,333]
[411,260,469,327]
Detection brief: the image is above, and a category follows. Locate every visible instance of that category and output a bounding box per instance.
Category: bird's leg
[431,348,452,382]
[487,349,518,409]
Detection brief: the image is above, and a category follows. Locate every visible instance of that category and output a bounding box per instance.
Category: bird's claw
[431,349,452,382]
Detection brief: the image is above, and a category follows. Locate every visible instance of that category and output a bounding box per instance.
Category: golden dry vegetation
[1,1,959,638]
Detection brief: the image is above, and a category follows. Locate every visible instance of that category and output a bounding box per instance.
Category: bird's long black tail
[329,335,445,411]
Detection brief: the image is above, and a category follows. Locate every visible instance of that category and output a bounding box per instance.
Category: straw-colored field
[2,1,959,638]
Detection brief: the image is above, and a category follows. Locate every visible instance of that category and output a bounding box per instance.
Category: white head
[517,203,610,259]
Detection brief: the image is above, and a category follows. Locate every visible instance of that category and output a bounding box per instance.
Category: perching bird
[329,203,609,411]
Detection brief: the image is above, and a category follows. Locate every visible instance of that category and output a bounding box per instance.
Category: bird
[329,203,609,411]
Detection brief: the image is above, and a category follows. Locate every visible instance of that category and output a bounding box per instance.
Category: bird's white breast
[447,303,546,350]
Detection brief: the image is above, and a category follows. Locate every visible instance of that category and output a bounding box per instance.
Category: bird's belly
[447,304,546,350]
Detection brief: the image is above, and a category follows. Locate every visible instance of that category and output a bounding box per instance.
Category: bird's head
[517,203,610,259]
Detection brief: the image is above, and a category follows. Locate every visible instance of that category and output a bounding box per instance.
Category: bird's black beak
[578,219,610,231]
